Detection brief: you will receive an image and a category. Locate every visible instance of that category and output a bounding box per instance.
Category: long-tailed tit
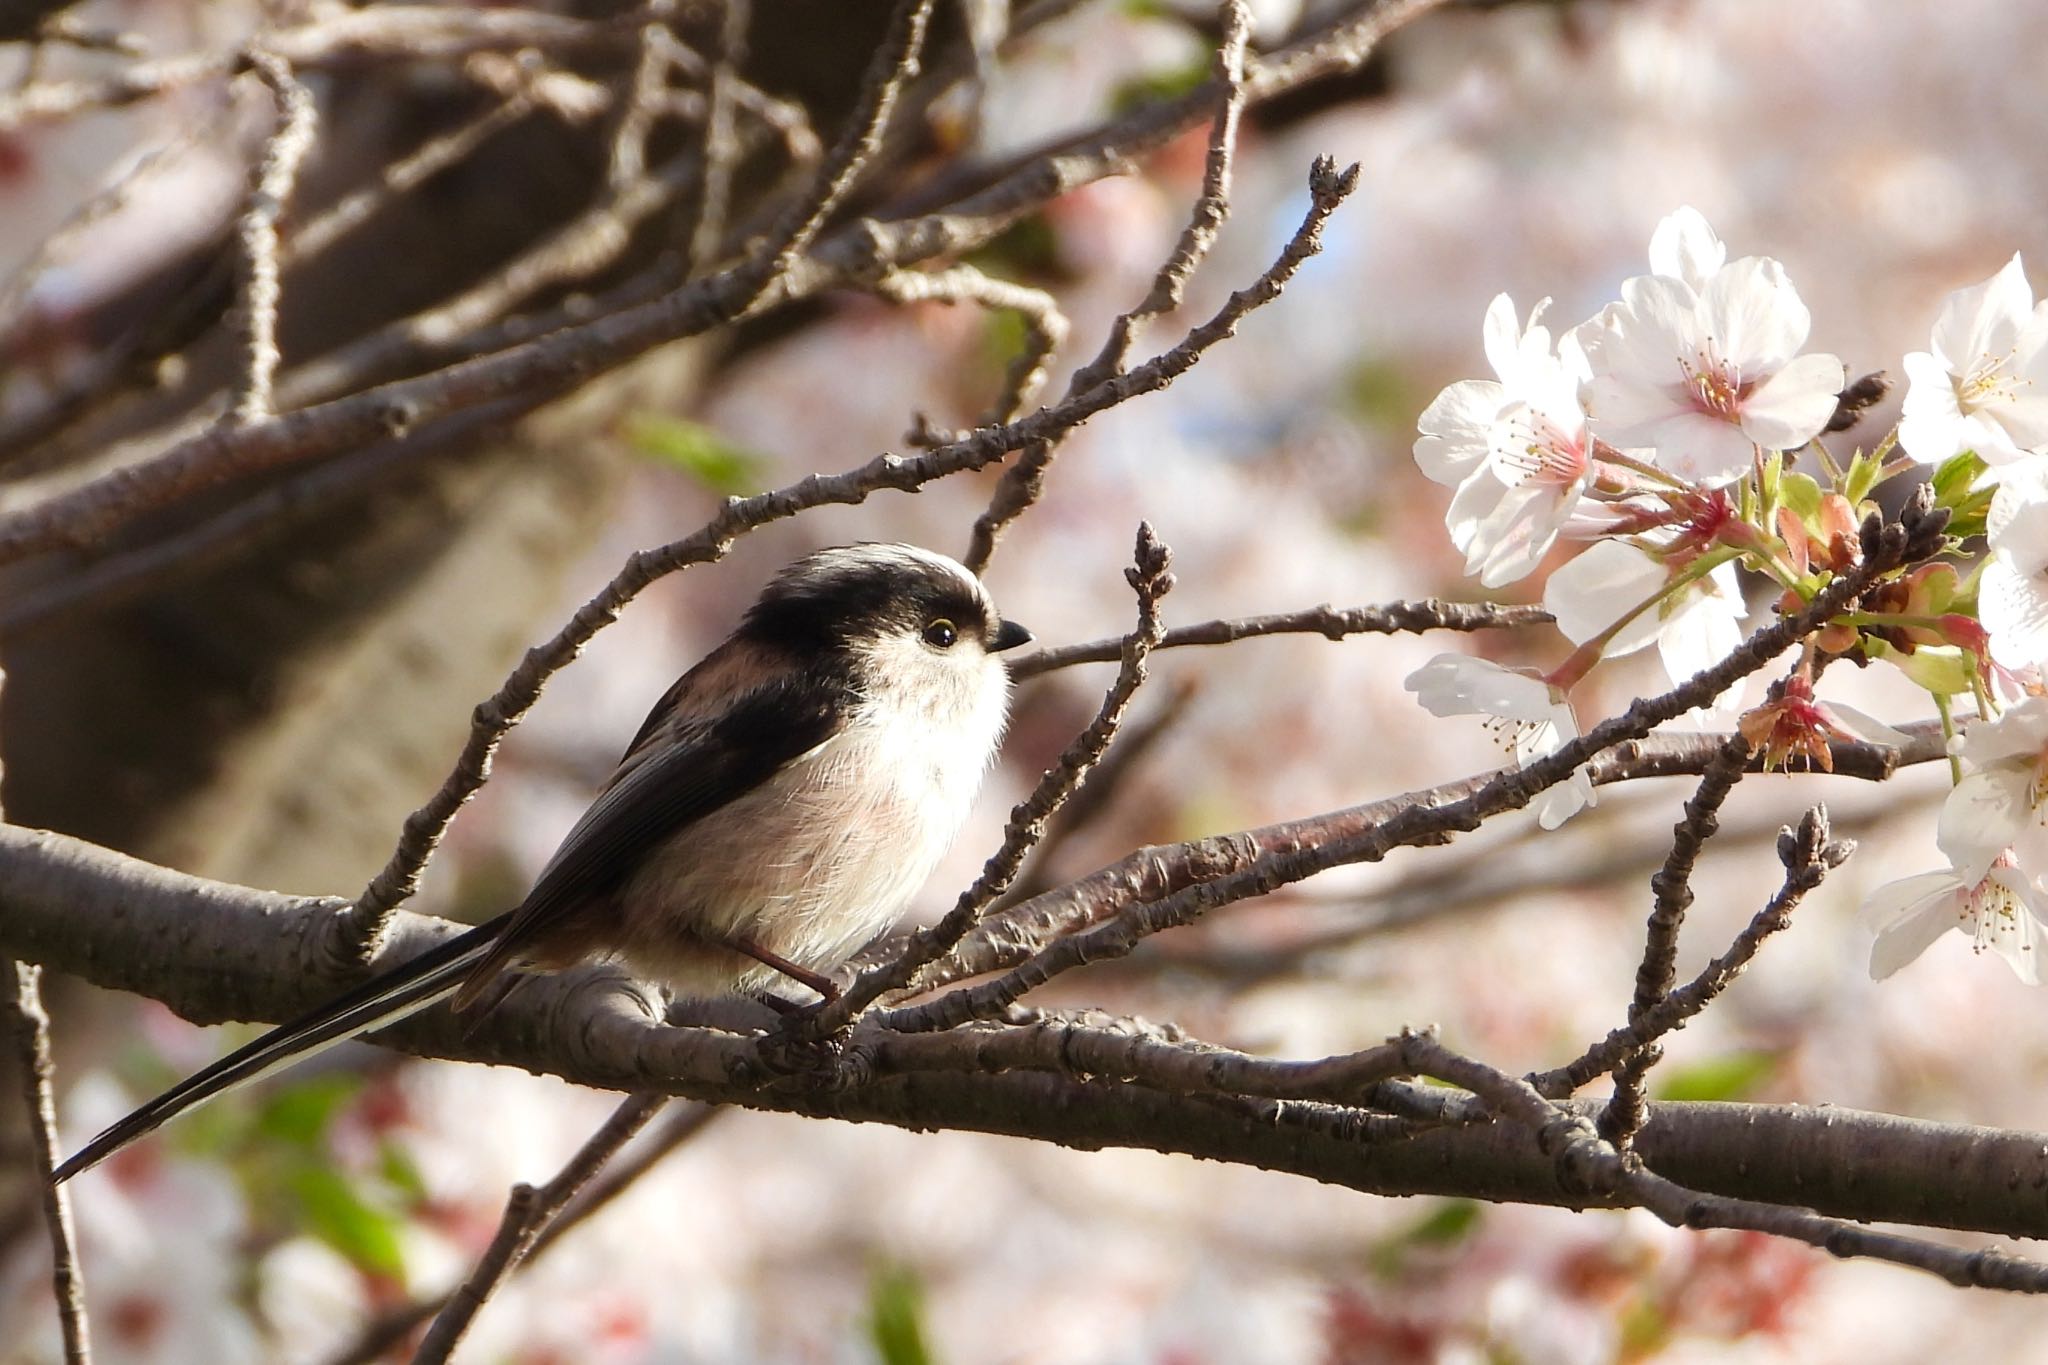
[55,543,1030,1182]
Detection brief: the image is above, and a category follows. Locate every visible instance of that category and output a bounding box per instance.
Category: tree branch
[10,822,2048,1243]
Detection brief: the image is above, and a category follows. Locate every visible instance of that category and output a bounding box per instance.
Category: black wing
[453,669,849,1002]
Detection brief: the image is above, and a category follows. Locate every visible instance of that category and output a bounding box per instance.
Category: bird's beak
[989,619,1033,653]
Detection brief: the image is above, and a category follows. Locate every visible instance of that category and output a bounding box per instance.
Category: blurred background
[3,0,2047,1359]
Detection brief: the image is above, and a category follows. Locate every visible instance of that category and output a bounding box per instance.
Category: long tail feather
[53,916,510,1184]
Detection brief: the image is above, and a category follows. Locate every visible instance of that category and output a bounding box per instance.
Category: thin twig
[799,524,1176,1039]
[335,155,1359,959]
[686,0,748,270]
[412,1092,667,1363]
[1011,599,1554,678]
[720,0,935,315]
[290,92,540,265]
[873,263,1070,423]
[904,719,1940,1001]
[0,110,220,356]
[1537,807,1853,1099]
[0,6,655,131]
[0,659,89,1362]
[319,1103,720,1365]
[652,26,820,168]
[4,962,91,1363]
[1599,731,1756,1147]
[279,151,708,410]
[964,0,1253,572]
[993,678,1199,910]
[225,51,317,428]
[608,0,677,191]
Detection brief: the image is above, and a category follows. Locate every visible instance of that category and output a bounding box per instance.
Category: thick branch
[8,823,2048,1243]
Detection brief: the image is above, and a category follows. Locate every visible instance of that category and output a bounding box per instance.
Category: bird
[54,543,1031,1183]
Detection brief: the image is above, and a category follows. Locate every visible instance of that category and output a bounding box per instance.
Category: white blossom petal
[1867,871,1972,980]
[1699,256,1810,372]
[1896,348,1971,465]
[1938,766,2032,882]
[1542,540,1665,656]
[1415,379,1509,486]
[1647,206,1725,291]
[1739,351,1846,449]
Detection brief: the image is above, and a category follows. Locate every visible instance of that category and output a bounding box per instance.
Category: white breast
[612,650,1010,999]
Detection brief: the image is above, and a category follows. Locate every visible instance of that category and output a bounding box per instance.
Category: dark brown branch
[1395,1031,2048,1294]
[1010,599,1554,679]
[15,824,2048,1241]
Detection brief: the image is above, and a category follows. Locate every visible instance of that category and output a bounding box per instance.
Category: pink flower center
[1496,407,1589,486]
[1681,344,1754,422]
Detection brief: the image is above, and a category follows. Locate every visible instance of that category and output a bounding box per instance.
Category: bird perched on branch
[55,543,1031,1182]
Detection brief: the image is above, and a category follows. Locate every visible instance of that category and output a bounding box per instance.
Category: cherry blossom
[1935,695,2048,884]
[1404,653,1594,828]
[1578,225,1845,483]
[1867,852,2048,985]
[1735,674,1908,774]
[1414,294,1595,587]
[1541,538,1746,687]
[1978,462,2048,671]
[1896,253,2048,467]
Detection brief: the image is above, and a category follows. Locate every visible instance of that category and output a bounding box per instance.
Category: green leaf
[1345,358,1423,429]
[1369,1199,1484,1278]
[1841,447,1886,504]
[378,1140,429,1204]
[623,415,765,495]
[286,1165,407,1280]
[1402,1198,1482,1246]
[966,216,1059,280]
[867,1263,932,1365]
[1112,57,1211,114]
[1777,471,1823,520]
[258,1074,363,1149]
[1930,449,1988,505]
[1876,640,1979,697]
[1652,1050,1779,1103]
[1928,452,1995,543]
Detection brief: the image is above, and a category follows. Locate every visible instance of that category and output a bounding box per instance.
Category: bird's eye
[922,618,959,648]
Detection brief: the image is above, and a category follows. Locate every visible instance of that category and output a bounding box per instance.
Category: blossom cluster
[1402,208,2048,981]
